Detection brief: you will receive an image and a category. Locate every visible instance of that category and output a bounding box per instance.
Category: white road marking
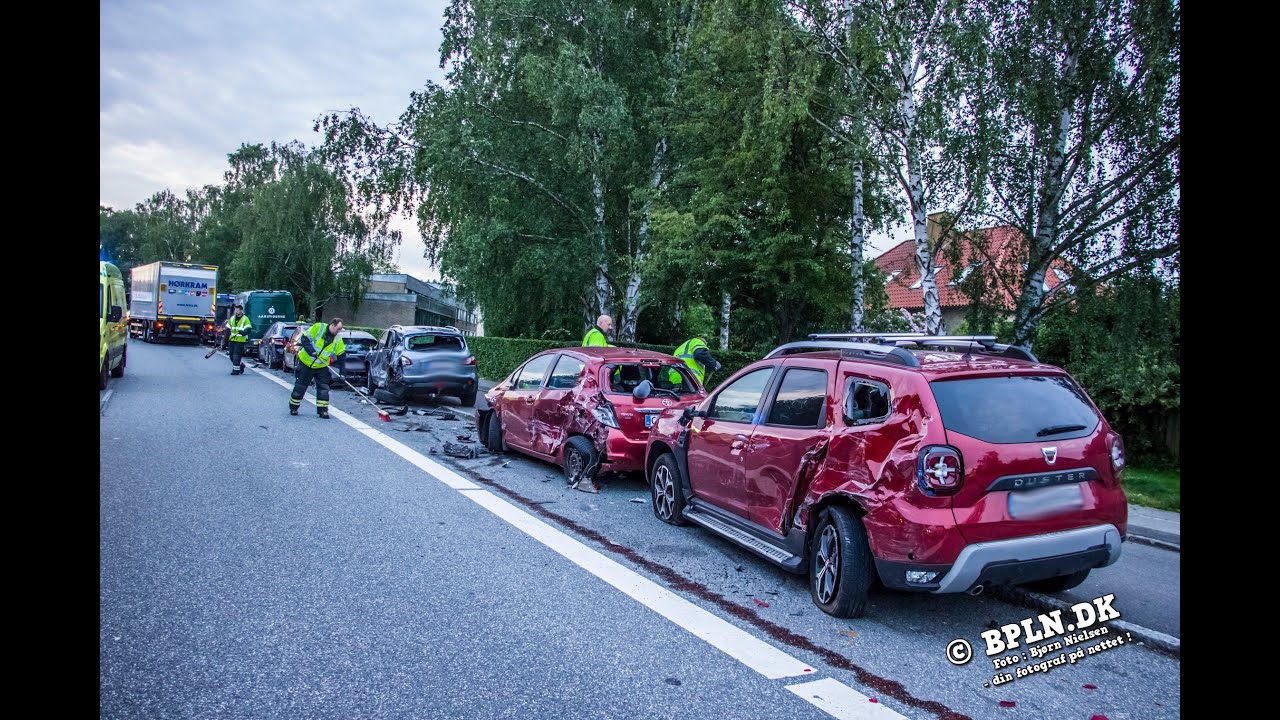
[100,389,114,414]
[249,365,915,716]
[459,486,813,679]
[786,678,909,720]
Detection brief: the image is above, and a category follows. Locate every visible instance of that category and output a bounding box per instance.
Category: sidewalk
[475,379,1179,548]
[1127,503,1180,549]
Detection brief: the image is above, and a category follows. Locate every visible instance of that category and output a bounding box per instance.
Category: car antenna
[963,334,974,361]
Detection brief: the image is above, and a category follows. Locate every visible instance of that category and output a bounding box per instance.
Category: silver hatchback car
[365,325,480,406]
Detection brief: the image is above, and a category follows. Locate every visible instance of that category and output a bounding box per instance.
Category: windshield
[405,334,464,351]
[929,375,1100,444]
[607,363,699,395]
[345,338,377,352]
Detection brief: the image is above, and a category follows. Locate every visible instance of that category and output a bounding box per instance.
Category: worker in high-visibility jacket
[670,337,721,387]
[224,304,253,375]
[582,315,613,347]
[289,318,346,419]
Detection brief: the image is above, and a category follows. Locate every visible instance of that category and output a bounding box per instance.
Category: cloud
[100,0,448,210]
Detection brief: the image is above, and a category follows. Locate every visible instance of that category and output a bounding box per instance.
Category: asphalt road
[101,341,1181,719]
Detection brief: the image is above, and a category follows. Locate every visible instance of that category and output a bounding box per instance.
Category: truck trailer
[128,261,219,344]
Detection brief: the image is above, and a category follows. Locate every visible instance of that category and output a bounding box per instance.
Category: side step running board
[684,507,803,571]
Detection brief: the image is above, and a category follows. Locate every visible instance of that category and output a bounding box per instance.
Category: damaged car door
[503,353,556,451]
[531,353,587,457]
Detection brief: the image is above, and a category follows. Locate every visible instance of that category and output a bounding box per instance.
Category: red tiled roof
[874,225,1073,311]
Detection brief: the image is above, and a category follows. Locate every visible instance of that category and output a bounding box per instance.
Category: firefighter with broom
[289,317,346,419]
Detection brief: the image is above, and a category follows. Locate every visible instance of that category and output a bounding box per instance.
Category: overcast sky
[101,0,897,281]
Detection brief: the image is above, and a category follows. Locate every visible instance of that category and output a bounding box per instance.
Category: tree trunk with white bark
[719,291,731,349]
[1013,45,1078,349]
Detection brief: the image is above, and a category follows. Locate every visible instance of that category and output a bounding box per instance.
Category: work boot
[240,362,247,373]
[289,406,298,416]
[317,410,330,419]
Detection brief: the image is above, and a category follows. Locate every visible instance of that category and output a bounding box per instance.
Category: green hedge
[468,336,757,390]
[330,329,759,389]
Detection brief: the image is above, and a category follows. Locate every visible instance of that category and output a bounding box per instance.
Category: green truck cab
[100,261,128,390]
[234,290,297,357]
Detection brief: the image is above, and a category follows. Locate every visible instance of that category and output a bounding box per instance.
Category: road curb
[1126,534,1179,552]
[987,585,1179,659]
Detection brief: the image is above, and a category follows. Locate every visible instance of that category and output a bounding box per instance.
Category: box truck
[128,261,219,343]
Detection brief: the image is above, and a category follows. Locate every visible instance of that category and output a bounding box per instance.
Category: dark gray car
[366,325,480,406]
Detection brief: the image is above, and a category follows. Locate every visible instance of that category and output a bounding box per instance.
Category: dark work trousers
[290,364,332,415]
[229,339,246,372]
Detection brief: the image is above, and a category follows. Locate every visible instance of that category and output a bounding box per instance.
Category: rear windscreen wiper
[1036,424,1088,437]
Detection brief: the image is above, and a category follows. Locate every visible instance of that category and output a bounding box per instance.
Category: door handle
[524,396,536,403]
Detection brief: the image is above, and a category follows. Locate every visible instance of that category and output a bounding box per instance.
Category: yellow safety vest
[227,315,252,343]
[672,337,710,384]
[297,323,346,369]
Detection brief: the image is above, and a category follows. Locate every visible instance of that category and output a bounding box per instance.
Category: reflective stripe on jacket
[227,315,252,343]
[673,337,710,383]
[297,323,346,369]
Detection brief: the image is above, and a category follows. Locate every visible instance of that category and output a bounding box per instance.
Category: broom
[329,366,392,422]
[204,328,226,359]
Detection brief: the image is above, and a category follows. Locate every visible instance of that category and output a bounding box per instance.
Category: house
[874,213,1075,332]
[323,273,483,335]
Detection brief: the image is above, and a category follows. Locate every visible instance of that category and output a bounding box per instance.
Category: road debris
[443,441,478,459]
[628,498,647,504]
[752,598,770,608]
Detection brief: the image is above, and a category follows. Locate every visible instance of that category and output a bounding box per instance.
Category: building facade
[324,274,482,335]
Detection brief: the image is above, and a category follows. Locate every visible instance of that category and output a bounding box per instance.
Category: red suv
[481,347,709,490]
[644,334,1127,618]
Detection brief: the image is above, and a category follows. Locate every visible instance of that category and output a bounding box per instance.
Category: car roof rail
[765,341,920,368]
[805,332,1038,363]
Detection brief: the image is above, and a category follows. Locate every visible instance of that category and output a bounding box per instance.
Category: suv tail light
[918,445,964,496]
[1108,435,1126,485]
[465,355,476,366]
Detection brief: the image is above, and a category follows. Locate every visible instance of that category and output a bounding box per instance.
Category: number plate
[644,414,656,429]
[178,324,192,331]
[1008,483,1084,520]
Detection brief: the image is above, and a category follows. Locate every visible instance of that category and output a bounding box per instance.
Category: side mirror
[679,405,707,426]
[108,306,123,323]
[632,379,653,400]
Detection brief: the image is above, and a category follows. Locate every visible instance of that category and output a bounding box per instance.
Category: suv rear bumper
[875,524,1122,593]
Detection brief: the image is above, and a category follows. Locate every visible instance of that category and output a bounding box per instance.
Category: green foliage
[1035,275,1179,467]
[1121,467,1180,512]
[231,146,398,320]
[681,303,717,342]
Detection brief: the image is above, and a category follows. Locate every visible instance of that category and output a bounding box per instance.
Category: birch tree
[976,0,1180,347]
[796,0,989,335]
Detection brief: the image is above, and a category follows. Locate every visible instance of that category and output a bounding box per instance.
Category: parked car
[258,321,306,369]
[281,325,308,373]
[366,325,480,406]
[334,330,378,383]
[479,347,708,488]
[282,326,380,381]
[643,333,1128,618]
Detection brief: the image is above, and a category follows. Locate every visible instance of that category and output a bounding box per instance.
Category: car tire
[563,435,598,487]
[111,347,126,378]
[809,506,873,619]
[1020,569,1090,594]
[142,325,151,343]
[100,358,109,391]
[478,412,492,450]
[650,453,687,526]
[460,391,477,408]
[486,412,505,453]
